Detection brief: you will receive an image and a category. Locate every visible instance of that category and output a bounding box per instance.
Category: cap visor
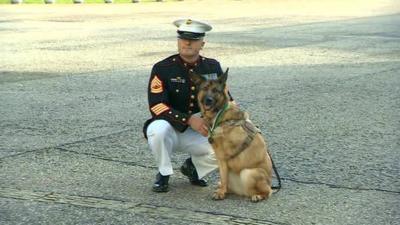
[177,31,204,40]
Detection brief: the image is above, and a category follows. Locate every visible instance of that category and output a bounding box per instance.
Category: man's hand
[188,115,209,137]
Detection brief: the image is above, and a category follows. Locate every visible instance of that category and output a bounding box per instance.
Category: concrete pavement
[0,1,399,224]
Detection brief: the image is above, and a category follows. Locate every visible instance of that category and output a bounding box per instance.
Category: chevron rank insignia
[150,75,163,93]
[151,103,170,116]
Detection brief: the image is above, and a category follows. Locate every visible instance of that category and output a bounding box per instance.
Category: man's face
[177,38,205,58]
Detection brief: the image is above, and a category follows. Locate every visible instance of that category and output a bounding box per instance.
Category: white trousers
[146,119,218,179]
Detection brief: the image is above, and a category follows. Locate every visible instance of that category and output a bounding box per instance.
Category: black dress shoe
[180,158,208,187]
[152,172,170,192]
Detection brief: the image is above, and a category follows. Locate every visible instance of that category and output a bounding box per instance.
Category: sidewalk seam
[0,187,287,225]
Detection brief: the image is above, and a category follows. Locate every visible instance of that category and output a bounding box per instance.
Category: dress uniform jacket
[143,54,224,138]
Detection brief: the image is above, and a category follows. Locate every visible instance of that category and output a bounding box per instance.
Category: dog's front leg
[213,160,228,200]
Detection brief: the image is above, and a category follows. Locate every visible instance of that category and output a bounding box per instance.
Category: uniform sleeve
[147,65,190,132]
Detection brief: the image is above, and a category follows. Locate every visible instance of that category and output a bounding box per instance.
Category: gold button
[189,69,193,72]
[169,111,172,114]
[188,110,192,114]
[176,89,179,93]
[191,86,195,90]
[191,95,195,99]
[202,57,205,61]
[190,103,194,107]
[182,118,186,122]
[184,63,187,67]
[175,115,179,118]
[194,63,197,66]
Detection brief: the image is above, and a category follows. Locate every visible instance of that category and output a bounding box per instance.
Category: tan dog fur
[190,70,273,202]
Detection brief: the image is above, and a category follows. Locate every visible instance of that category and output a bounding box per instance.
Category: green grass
[0,0,177,4]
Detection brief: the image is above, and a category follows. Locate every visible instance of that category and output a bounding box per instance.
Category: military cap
[173,18,212,40]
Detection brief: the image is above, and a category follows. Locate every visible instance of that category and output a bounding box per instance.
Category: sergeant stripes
[150,75,164,94]
[151,103,169,115]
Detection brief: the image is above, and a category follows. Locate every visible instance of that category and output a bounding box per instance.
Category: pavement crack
[54,147,189,171]
[282,177,400,194]
[0,148,51,161]
[344,66,400,82]
[134,202,290,225]
[57,127,135,147]
[0,128,134,161]
[0,187,138,212]
[0,187,285,225]
[55,147,156,169]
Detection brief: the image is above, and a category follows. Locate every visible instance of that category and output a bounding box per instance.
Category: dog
[189,69,273,202]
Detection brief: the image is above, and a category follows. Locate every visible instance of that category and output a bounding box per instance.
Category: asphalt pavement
[0,1,399,224]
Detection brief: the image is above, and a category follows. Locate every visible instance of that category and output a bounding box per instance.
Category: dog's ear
[189,71,206,86]
[218,68,229,84]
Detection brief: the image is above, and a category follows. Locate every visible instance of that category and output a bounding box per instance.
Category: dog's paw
[251,195,265,202]
[212,189,226,200]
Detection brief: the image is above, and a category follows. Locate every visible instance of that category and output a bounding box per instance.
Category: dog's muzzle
[204,96,214,107]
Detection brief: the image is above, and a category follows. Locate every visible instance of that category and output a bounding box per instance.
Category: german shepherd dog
[190,69,273,202]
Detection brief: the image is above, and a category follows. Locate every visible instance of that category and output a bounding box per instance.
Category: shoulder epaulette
[201,56,219,64]
[155,54,179,67]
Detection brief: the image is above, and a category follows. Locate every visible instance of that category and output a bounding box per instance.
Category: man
[143,19,227,192]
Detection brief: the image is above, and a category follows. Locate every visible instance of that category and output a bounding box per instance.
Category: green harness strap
[208,103,230,143]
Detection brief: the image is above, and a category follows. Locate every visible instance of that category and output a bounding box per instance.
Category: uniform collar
[177,55,202,68]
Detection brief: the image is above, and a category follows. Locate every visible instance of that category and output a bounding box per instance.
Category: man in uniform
[143,19,228,192]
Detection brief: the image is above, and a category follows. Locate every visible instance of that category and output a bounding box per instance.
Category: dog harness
[207,104,261,159]
[224,119,261,159]
[207,104,282,191]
